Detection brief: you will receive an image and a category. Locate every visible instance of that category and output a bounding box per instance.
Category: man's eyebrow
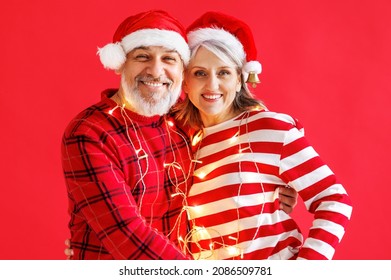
[134,46,178,53]
[134,46,150,50]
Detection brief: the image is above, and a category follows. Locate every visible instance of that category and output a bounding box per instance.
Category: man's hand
[279,187,298,214]
[64,239,73,259]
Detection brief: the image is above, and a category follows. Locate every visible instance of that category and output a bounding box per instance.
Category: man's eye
[164,56,177,61]
[135,54,148,60]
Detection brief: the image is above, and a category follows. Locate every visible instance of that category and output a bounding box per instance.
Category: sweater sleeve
[61,122,188,260]
[278,117,353,260]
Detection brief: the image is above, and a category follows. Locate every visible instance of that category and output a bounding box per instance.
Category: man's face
[119,46,184,116]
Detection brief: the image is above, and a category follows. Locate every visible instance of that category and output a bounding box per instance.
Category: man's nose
[146,59,165,78]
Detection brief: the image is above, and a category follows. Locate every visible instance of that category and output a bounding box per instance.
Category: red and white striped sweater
[185,109,352,260]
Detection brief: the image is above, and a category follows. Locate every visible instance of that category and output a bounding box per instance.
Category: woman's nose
[206,75,219,91]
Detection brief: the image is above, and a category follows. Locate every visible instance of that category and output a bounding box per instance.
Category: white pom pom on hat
[243,60,262,74]
[186,11,262,86]
[242,60,262,86]
[97,43,126,70]
[97,10,190,71]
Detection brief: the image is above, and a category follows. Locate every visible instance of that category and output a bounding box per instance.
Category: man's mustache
[136,75,173,85]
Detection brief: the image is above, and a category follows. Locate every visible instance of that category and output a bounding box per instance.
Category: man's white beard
[121,74,181,117]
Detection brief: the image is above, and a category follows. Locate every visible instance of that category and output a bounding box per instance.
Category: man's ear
[114,65,124,75]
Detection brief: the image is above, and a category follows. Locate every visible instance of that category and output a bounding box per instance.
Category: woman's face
[184,46,241,127]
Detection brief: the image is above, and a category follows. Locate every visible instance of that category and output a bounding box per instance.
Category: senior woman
[174,11,352,260]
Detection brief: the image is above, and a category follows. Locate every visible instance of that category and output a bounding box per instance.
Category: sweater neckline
[102,89,164,124]
[202,111,248,136]
[202,109,266,137]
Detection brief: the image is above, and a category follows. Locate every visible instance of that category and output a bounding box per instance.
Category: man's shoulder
[63,89,117,136]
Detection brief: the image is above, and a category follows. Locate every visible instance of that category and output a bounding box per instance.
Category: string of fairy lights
[182,110,267,259]
[109,100,267,259]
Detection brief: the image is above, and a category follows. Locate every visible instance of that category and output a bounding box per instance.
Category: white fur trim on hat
[122,29,190,64]
[97,42,127,70]
[98,29,190,70]
[188,28,263,84]
[187,28,246,61]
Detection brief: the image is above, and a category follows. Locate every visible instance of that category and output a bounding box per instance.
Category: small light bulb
[227,246,240,256]
[192,131,203,146]
[196,171,206,179]
[228,236,238,241]
[230,131,240,144]
[239,146,251,153]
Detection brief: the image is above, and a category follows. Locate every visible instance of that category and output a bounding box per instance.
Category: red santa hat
[186,12,262,86]
[98,10,190,70]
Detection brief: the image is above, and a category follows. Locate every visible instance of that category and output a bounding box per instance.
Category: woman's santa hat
[98,10,190,70]
[186,12,262,87]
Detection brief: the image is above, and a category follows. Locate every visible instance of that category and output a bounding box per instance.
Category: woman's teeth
[202,94,221,100]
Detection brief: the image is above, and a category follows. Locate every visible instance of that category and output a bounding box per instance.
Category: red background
[0,0,390,260]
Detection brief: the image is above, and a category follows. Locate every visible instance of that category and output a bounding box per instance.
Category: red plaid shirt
[62,89,192,259]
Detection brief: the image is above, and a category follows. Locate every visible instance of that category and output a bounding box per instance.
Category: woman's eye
[194,70,206,77]
[219,70,231,76]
